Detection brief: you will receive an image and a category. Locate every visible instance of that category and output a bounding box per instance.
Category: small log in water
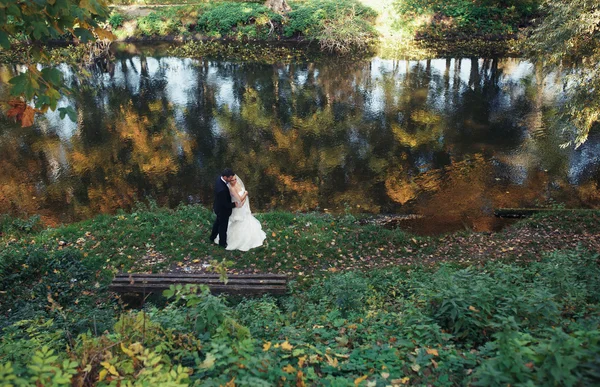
[494,208,595,218]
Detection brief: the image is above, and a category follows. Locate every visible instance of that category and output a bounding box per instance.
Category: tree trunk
[265,0,291,14]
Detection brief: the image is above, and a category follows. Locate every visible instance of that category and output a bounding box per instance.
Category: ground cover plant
[106,0,379,53]
[392,0,540,39]
[1,204,599,385]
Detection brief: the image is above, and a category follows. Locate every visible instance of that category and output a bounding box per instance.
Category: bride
[215,175,266,251]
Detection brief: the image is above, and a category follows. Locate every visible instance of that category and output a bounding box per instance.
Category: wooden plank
[111,277,286,285]
[110,272,288,296]
[494,208,595,218]
[114,273,287,279]
[109,283,287,295]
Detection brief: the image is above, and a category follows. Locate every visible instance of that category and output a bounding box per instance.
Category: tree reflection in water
[0,50,598,233]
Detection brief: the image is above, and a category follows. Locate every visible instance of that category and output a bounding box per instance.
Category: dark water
[1,45,599,234]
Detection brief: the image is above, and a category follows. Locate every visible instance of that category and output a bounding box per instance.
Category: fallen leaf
[280,340,293,351]
[354,375,368,385]
[426,348,439,356]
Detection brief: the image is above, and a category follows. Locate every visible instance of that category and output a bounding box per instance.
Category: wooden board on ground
[109,273,288,296]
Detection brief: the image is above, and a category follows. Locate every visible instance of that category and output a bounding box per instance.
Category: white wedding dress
[215,176,266,251]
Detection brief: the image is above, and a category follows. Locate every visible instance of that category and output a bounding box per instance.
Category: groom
[210,168,238,248]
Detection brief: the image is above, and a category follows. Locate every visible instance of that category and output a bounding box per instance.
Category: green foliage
[0,0,112,124]
[138,12,180,36]
[0,214,42,237]
[474,323,600,386]
[1,207,599,384]
[163,284,250,340]
[196,2,282,38]
[108,12,125,29]
[106,1,378,53]
[0,319,65,370]
[286,0,378,52]
[235,297,286,339]
[393,0,540,37]
[0,346,77,386]
[523,0,600,147]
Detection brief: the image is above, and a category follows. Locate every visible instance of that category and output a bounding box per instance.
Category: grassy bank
[1,205,599,385]
[107,0,379,54]
[104,0,539,55]
[0,0,538,67]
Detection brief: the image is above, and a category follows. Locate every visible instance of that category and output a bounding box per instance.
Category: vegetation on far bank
[1,205,600,385]
[2,0,598,144]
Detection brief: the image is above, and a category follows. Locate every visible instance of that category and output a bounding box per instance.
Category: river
[1,44,598,234]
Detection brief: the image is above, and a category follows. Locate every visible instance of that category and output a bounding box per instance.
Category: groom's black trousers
[210,212,229,248]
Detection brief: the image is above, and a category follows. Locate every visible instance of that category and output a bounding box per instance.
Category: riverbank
[1,205,599,384]
[0,0,534,67]
[103,0,534,57]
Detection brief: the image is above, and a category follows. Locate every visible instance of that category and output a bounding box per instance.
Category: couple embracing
[210,168,266,251]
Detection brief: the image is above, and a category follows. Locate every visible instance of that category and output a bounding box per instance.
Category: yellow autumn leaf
[425,348,439,356]
[325,354,339,368]
[354,374,368,385]
[121,343,135,357]
[108,365,118,376]
[298,355,307,368]
[280,340,293,351]
[130,342,143,354]
[282,364,296,373]
[400,377,410,384]
[263,341,272,351]
[468,305,480,312]
[272,232,276,237]
[93,27,115,40]
[224,377,236,387]
[296,370,306,387]
[98,369,108,382]
[199,353,216,369]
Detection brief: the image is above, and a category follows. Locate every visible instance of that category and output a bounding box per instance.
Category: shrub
[286,0,378,52]
[417,264,560,343]
[392,0,541,37]
[0,214,42,237]
[197,2,282,37]
[137,12,179,36]
[235,297,286,339]
[474,324,600,386]
[108,12,125,29]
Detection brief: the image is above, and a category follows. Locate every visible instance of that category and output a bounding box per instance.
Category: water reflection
[1,48,598,234]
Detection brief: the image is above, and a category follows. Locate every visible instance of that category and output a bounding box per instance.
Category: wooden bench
[109,273,288,296]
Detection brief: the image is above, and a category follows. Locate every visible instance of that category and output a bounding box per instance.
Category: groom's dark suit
[210,176,236,247]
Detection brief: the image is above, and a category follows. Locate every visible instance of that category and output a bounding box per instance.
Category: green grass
[1,205,599,384]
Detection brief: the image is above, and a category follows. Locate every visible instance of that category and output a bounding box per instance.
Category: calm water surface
[1,45,599,234]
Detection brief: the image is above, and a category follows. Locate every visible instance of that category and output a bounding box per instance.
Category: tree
[524,0,600,147]
[264,0,291,14]
[0,0,112,127]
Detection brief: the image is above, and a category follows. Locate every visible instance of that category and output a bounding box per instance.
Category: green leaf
[0,30,9,49]
[41,68,62,86]
[7,3,20,16]
[73,28,94,42]
[9,73,27,96]
[58,106,77,122]
[32,22,50,40]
